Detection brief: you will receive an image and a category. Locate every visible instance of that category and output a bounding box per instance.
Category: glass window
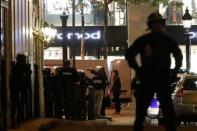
[45,0,127,26]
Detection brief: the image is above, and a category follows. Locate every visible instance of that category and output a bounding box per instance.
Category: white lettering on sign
[57,33,63,40]
[56,31,101,40]
[188,32,197,39]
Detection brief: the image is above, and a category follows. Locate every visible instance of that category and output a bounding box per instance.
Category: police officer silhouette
[125,12,183,131]
[53,67,64,118]
[91,67,109,118]
[11,54,32,126]
[61,60,79,120]
[43,68,53,117]
[78,70,91,120]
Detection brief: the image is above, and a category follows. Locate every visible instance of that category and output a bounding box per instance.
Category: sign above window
[56,31,101,40]
[53,26,128,47]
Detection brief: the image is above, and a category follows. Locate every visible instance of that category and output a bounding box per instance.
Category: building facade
[1,0,46,128]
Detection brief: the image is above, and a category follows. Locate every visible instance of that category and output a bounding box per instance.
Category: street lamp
[41,22,57,48]
[33,21,57,48]
[60,12,69,62]
[182,7,193,31]
[182,7,192,73]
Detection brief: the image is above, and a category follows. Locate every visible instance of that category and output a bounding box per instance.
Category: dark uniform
[125,12,183,131]
[43,68,53,117]
[53,67,64,118]
[77,71,91,120]
[11,54,32,126]
[61,61,79,120]
[111,70,121,113]
[91,69,108,117]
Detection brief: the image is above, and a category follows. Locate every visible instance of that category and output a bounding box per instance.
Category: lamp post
[60,12,69,62]
[41,22,57,49]
[182,7,192,73]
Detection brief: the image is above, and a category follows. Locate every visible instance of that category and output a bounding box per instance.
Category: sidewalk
[7,118,197,131]
[8,119,54,131]
[7,103,197,131]
[7,103,134,131]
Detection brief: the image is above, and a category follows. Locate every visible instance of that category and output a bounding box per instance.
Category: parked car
[172,73,197,124]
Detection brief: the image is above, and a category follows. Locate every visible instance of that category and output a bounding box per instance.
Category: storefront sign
[56,31,101,40]
[188,31,197,39]
[165,25,197,45]
[53,26,127,47]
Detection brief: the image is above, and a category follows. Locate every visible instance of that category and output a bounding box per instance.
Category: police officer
[78,70,92,120]
[91,67,108,118]
[61,60,79,120]
[110,70,121,114]
[43,68,53,117]
[125,12,183,131]
[53,67,64,118]
[11,54,32,126]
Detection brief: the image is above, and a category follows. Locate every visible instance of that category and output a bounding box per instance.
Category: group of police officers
[10,54,111,126]
[43,60,109,120]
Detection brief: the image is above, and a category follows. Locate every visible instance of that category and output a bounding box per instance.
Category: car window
[183,78,197,90]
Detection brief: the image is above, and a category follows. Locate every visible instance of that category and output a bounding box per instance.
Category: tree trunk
[103,2,108,59]
[80,0,85,59]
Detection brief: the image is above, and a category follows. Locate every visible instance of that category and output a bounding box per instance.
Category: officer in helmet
[125,12,183,131]
[61,60,79,120]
